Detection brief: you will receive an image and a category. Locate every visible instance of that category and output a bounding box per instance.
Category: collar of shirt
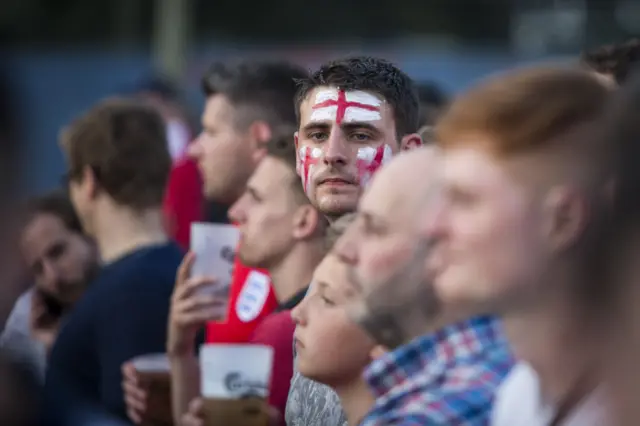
[277,287,308,312]
[364,315,508,399]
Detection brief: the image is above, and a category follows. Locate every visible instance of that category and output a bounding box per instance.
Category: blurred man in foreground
[334,147,511,424]
[430,67,613,425]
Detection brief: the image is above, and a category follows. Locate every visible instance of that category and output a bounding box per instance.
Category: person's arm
[97,282,173,420]
[170,354,200,425]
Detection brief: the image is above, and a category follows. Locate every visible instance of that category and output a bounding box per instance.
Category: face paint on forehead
[310,89,382,125]
[297,146,322,194]
[356,144,393,187]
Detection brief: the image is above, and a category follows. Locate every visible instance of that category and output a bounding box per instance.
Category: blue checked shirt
[360,316,513,426]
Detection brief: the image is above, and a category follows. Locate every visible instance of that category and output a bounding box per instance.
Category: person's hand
[180,397,204,426]
[122,361,148,424]
[167,252,228,357]
[29,291,60,353]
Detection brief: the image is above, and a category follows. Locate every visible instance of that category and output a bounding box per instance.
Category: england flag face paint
[296,88,393,197]
[354,144,393,187]
[309,88,382,125]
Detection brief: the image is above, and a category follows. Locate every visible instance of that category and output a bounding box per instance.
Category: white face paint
[297,146,323,194]
[309,88,382,124]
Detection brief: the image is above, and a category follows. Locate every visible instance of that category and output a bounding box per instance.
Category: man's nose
[323,130,349,167]
[41,261,61,291]
[187,137,202,159]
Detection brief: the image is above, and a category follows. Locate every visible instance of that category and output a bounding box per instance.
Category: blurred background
[2,0,638,196]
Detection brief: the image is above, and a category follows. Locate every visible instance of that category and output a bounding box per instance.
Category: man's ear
[248,120,272,148]
[82,165,100,200]
[400,133,423,151]
[542,186,589,253]
[292,204,320,240]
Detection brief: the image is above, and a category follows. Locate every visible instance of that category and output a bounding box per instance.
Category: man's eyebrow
[246,185,262,201]
[341,122,382,134]
[301,122,330,133]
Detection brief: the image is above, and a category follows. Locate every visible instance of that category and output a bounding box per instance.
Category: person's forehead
[299,86,394,123]
[249,157,292,193]
[360,150,437,222]
[314,253,345,283]
[441,145,511,189]
[21,214,68,252]
[202,94,235,122]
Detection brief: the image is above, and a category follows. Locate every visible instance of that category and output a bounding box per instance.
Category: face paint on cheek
[355,144,393,187]
[298,146,323,194]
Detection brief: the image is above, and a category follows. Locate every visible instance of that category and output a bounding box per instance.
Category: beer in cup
[131,353,173,426]
[199,344,274,426]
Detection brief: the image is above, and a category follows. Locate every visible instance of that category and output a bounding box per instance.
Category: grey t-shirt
[285,366,347,426]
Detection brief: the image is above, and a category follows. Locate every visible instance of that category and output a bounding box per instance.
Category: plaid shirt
[360,316,513,426]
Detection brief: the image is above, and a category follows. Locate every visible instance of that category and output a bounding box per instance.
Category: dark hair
[416,81,449,127]
[294,56,420,138]
[264,126,308,204]
[24,190,83,234]
[581,38,640,85]
[202,59,308,128]
[60,98,172,211]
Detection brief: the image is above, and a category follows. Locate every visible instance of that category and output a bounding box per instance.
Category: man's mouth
[319,177,352,186]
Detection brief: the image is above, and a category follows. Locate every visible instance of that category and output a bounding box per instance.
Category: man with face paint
[293,56,423,222]
[333,147,512,425]
[284,56,423,426]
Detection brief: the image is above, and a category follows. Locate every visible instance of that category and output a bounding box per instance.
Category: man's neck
[334,378,375,426]
[92,205,168,264]
[268,242,324,304]
[503,273,602,409]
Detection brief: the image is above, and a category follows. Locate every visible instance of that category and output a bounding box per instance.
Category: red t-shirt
[162,157,203,250]
[206,260,279,343]
[244,310,295,425]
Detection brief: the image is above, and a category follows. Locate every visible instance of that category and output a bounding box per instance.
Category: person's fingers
[176,293,226,312]
[121,362,137,382]
[189,397,204,416]
[174,307,228,327]
[174,276,219,301]
[175,251,196,288]
[122,381,147,410]
[126,407,142,424]
[180,413,204,426]
[266,405,282,426]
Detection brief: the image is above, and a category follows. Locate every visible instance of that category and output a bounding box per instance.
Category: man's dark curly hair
[294,56,420,139]
[581,38,640,85]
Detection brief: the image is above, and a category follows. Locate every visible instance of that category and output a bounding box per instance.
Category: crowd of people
[1,38,640,426]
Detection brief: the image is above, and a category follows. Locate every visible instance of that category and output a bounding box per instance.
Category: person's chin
[316,196,358,218]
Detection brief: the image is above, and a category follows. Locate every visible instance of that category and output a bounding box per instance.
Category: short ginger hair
[436,66,612,165]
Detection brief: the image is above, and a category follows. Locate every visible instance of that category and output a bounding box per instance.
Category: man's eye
[309,132,328,141]
[320,295,335,306]
[350,133,371,142]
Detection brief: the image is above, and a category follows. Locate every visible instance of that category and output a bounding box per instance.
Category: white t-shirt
[492,362,608,426]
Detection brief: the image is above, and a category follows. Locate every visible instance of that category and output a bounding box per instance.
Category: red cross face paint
[355,144,393,187]
[309,89,382,125]
[297,144,393,195]
[297,146,323,194]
